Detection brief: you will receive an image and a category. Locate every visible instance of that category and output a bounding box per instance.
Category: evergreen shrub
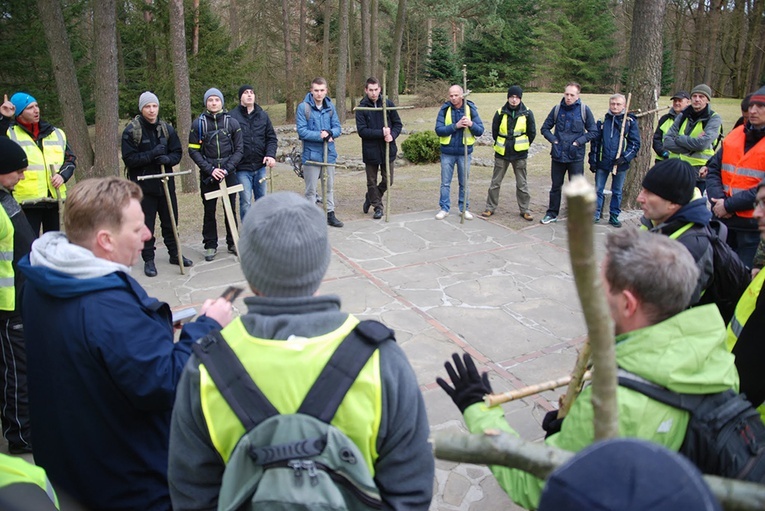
[402,131,441,164]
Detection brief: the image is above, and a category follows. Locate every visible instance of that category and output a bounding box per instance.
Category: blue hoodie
[296,92,342,165]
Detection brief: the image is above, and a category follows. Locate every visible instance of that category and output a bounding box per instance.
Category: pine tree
[425,27,459,83]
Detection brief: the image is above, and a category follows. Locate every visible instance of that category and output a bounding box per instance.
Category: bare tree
[229,0,240,49]
[193,0,200,55]
[389,0,408,104]
[323,0,332,76]
[361,0,372,79]
[35,0,94,178]
[93,0,120,176]
[282,0,296,122]
[371,0,380,77]
[169,0,197,192]
[336,0,349,122]
[299,0,307,71]
[622,0,667,208]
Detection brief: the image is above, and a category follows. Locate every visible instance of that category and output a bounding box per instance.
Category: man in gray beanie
[481,85,536,220]
[663,83,723,193]
[168,191,435,510]
[122,91,191,277]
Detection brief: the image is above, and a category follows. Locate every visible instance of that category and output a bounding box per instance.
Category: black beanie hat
[642,159,697,205]
[507,85,523,99]
[0,138,28,174]
[238,85,254,100]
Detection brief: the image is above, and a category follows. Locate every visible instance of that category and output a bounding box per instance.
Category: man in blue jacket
[19,177,233,511]
[540,83,598,224]
[297,77,344,227]
[434,84,484,220]
[589,94,641,227]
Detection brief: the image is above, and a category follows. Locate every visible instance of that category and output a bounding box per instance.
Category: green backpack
[192,320,394,511]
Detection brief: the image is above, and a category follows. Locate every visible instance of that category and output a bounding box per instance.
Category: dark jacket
[0,191,35,318]
[706,123,765,232]
[491,102,536,161]
[541,99,598,163]
[228,104,278,172]
[434,100,485,156]
[19,255,222,511]
[640,198,714,305]
[355,96,403,164]
[188,110,243,182]
[653,110,680,158]
[589,110,640,172]
[121,115,183,196]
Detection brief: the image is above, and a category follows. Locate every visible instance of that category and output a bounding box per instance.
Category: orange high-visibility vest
[721,126,765,218]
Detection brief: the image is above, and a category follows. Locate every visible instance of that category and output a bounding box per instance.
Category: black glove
[542,409,564,438]
[155,155,172,165]
[151,144,167,157]
[589,166,596,174]
[615,156,627,167]
[321,132,331,142]
[436,353,492,413]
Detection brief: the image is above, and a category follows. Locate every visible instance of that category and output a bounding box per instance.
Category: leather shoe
[169,255,194,267]
[327,211,344,228]
[363,195,371,214]
[144,260,157,277]
[373,208,383,219]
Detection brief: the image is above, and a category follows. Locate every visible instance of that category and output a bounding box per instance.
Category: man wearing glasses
[706,85,765,268]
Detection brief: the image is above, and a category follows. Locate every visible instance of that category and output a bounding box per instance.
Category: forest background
[0,0,763,205]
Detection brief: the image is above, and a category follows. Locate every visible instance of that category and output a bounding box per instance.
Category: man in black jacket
[355,77,403,219]
[122,92,191,277]
[652,91,690,163]
[229,85,278,221]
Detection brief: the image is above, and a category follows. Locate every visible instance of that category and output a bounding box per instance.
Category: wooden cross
[353,69,413,222]
[305,143,349,216]
[203,177,243,258]
[137,168,192,274]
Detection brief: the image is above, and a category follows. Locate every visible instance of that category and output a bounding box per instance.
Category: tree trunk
[193,0,200,55]
[169,0,197,192]
[35,0,94,178]
[323,0,332,76]
[389,0,407,103]
[143,0,157,74]
[371,0,379,77]
[622,0,667,209]
[336,0,349,123]
[93,0,120,177]
[703,0,722,87]
[229,0,239,49]
[282,0,296,123]
[361,0,371,80]
[299,0,307,71]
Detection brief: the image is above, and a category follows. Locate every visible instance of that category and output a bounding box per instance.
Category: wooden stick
[559,341,592,418]
[48,164,64,232]
[484,371,592,407]
[461,64,469,225]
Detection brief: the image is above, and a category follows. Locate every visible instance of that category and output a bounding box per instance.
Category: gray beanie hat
[691,84,712,101]
[239,192,331,297]
[204,87,224,108]
[138,91,159,112]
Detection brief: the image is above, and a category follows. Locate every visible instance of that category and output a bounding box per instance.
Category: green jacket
[463,304,739,510]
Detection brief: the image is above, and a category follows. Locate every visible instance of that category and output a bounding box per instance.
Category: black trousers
[365,162,394,210]
[0,315,31,449]
[22,204,59,235]
[200,175,237,249]
[546,160,584,217]
[141,192,179,262]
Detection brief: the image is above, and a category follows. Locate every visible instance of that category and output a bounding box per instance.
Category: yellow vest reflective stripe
[0,207,14,311]
[656,116,676,161]
[726,269,765,351]
[493,110,529,155]
[439,105,475,146]
[8,125,68,202]
[0,452,59,508]
[668,114,720,166]
[199,316,383,474]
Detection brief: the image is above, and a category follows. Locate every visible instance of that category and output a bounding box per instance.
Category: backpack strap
[298,320,394,423]
[617,368,705,411]
[192,331,279,431]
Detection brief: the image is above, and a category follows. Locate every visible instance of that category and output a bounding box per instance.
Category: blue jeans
[237,167,266,221]
[595,168,627,219]
[439,153,471,212]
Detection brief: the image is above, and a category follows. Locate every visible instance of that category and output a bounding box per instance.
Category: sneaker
[327,211,344,228]
[521,212,533,221]
[463,211,474,220]
[363,195,371,214]
[609,217,622,228]
[228,245,238,255]
[373,208,383,220]
[540,214,557,224]
[435,210,449,220]
[204,248,217,261]
[169,255,194,267]
[144,260,157,277]
[593,216,600,224]
[481,210,493,218]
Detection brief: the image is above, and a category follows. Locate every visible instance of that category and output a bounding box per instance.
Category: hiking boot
[204,248,217,261]
[435,210,449,220]
[462,211,474,220]
[373,208,383,219]
[609,217,622,228]
[327,211,344,228]
[363,195,371,214]
[169,255,194,267]
[540,214,557,224]
[228,245,238,255]
[521,212,533,221]
[144,260,157,277]
[481,210,493,218]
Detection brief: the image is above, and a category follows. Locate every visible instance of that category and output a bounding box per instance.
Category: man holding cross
[356,77,403,220]
[123,91,192,277]
[189,88,243,261]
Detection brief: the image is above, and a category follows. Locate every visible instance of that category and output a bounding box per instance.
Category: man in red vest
[706,85,765,268]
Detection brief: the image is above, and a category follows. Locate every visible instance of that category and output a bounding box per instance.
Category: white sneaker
[435,210,449,220]
[463,211,474,220]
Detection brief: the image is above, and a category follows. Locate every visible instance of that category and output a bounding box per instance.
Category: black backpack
[618,370,765,482]
[197,114,235,162]
[693,220,751,324]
